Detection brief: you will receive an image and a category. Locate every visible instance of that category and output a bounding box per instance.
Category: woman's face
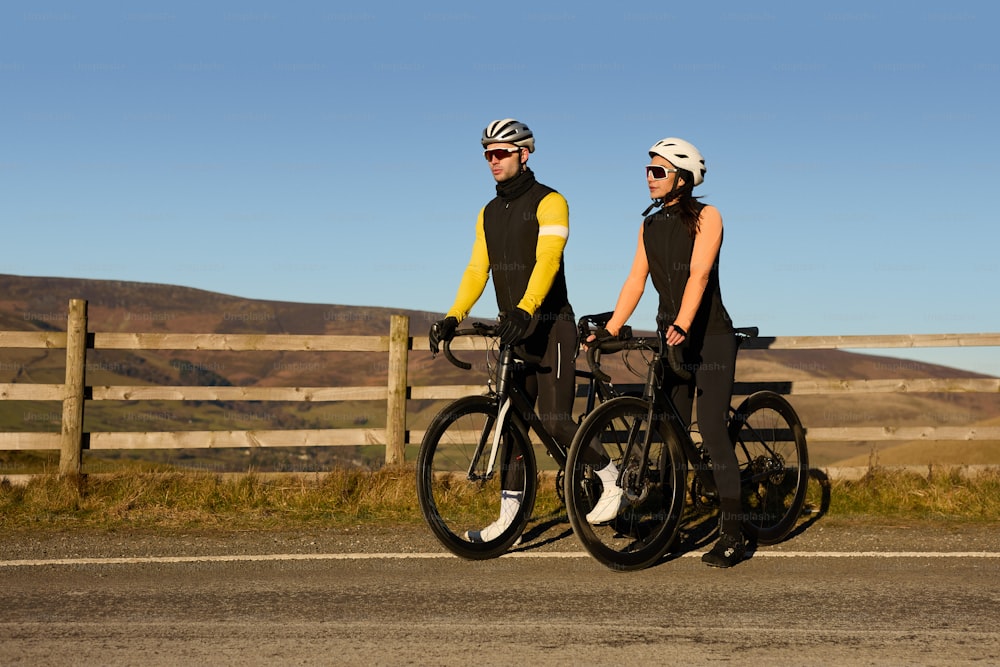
[647,155,685,201]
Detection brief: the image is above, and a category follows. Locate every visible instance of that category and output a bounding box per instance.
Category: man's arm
[446,209,490,322]
[516,191,569,315]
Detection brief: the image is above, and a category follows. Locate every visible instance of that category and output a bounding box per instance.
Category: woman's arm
[670,205,723,341]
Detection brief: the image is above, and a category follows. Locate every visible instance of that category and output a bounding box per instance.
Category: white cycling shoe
[586,462,629,524]
[464,490,523,544]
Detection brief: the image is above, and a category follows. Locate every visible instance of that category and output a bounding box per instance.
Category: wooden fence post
[385,314,409,465]
[60,299,88,476]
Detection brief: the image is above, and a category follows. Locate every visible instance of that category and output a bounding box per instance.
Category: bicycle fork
[466,346,516,483]
[482,397,512,480]
[616,360,682,503]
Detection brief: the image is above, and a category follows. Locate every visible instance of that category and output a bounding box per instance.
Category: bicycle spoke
[464,412,497,482]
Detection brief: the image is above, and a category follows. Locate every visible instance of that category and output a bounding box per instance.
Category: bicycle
[415,314,621,560]
[564,326,809,571]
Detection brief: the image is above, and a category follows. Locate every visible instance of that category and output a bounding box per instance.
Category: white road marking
[1,550,998,567]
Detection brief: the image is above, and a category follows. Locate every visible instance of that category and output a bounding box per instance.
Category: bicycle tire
[564,396,687,571]
[729,391,809,545]
[415,395,537,559]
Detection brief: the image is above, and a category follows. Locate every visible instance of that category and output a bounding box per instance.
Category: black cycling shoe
[701,533,746,568]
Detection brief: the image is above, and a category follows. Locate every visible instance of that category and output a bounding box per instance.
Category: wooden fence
[1,299,999,476]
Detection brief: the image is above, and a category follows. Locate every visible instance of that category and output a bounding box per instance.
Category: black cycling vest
[643,202,733,338]
[483,170,573,320]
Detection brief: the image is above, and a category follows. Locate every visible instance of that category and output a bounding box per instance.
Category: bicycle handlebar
[440,314,725,381]
[443,340,472,370]
[576,311,614,347]
[585,334,691,384]
[439,321,544,370]
[580,317,761,385]
[441,322,497,370]
[665,343,693,382]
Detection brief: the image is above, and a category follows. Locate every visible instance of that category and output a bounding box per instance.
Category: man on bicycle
[429,118,577,542]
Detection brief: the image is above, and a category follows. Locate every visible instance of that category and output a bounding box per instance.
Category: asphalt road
[2,520,999,666]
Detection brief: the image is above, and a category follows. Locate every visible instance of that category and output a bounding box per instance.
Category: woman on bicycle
[593,137,745,568]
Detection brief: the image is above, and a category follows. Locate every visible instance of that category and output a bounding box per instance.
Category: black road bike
[416,315,620,560]
[564,327,809,571]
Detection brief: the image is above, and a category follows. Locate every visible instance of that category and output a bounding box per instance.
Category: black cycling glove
[428,316,458,354]
[592,326,617,344]
[495,308,531,346]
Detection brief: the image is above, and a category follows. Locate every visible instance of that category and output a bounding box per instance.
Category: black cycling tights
[668,331,741,536]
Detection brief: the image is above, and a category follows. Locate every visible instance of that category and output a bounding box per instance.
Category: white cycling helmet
[649,137,706,186]
[482,118,535,153]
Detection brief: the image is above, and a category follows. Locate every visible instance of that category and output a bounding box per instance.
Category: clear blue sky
[3,1,999,374]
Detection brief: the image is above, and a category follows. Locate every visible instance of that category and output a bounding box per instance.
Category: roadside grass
[819,466,1000,522]
[0,467,423,531]
[2,466,999,533]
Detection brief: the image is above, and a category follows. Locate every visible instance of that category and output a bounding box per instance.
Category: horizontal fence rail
[0,299,998,475]
[743,333,1000,350]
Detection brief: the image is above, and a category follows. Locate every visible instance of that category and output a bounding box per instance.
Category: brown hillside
[1,273,442,336]
[0,273,455,389]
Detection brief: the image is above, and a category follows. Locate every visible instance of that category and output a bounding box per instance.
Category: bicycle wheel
[416,395,537,559]
[565,396,687,571]
[729,391,809,545]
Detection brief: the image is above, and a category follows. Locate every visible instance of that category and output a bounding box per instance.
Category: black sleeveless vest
[643,202,732,338]
[483,170,573,319]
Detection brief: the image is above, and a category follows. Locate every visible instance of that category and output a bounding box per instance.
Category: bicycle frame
[616,326,786,488]
[448,337,571,483]
[616,338,702,494]
[576,367,620,418]
[445,314,637,485]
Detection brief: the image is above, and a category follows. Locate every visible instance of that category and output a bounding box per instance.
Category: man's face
[484,143,526,183]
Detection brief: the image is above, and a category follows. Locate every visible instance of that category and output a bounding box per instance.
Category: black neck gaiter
[495,167,537,202]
